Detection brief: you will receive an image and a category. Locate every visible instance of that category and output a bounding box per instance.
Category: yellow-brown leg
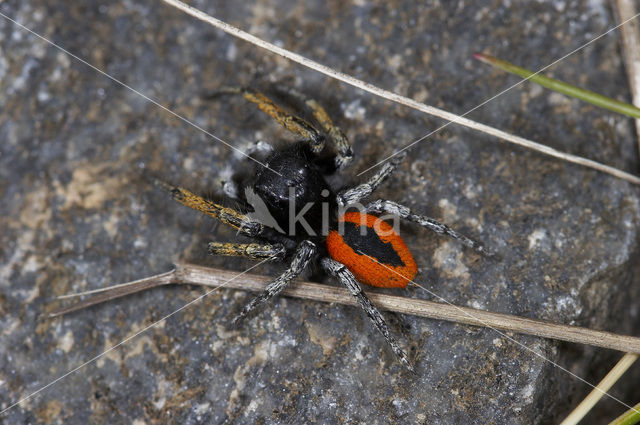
[281,88,354,169]
[208,242,285,260]
[214,87,325,153]
[151,178,264,237]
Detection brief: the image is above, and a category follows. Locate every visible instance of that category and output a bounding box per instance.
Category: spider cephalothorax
[250,142,337,242]
[156,87,489,368]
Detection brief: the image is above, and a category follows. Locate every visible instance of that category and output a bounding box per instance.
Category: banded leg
[210,87,325,153]
[232,240,316,324]
[366,199,491,255]
[321,258,411,370]
[151,177,263,237]
[337,153,406,206]
[278,87,353,169]
[208,242,286,261]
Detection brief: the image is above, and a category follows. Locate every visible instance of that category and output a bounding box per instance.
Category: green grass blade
[608,402,640,425]
[474,53,640,119]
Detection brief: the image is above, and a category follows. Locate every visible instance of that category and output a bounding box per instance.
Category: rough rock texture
[1,0,639,424]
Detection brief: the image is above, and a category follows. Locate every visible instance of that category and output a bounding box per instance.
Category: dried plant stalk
[560,353,639,425]
[158,0,640,185]
[614,0,640,153]
[48,263,640,355]
[561,4,640,423]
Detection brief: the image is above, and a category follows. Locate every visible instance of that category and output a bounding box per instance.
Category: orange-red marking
[326,212,417,288]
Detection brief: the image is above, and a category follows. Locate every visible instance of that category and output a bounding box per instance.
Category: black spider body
[251,143,337,243]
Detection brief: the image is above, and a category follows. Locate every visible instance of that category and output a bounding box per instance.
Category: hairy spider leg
[151,178,264,237]
[208,242,286,261]
[321,257,412,370]
[232,240,317,324]
[211,86,325,153]
[337,152,407,206]
[365,199,491,255]
[275,86,354,169]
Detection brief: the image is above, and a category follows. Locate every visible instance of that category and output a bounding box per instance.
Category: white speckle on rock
[392,398,406,413]
[195,402,210,415]
[466,217,480,231]
[342,99,366,120]
[527,229,547,250]
[49,53,70,83]
[271,315,281,330]
[463,183,481,199]
[553,232,565,249]
[548,92,572,113]
[37,88,51,102]
[133,238,147,249]
[528,83,543,98]
[551,0,566,12]
[153,398,166,410]
[387,54,403,72]
[23,255,42,273]
[438,198,458,222]
[226,42,237,61]
[182,156,194,172]
[467,299,485,310]
[282,335,298,347]
[247,400,259,413]
[547,295,582,317]
[519,382,535,403]
[57,330,74,353]
[433,241,470,280]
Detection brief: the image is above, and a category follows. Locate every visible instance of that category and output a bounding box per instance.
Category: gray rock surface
[1,0,639,423]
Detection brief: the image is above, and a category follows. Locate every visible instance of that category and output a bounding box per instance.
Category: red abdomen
[326,212,417,288]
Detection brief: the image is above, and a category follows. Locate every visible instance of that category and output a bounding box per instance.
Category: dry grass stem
[561,3,640,423]
[159,0,640,185]
[560,353,639,425]
[614,0,640,154]
[48,263,640,356]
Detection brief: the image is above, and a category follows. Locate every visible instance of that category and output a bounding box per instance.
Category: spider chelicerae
[153,87,489,368]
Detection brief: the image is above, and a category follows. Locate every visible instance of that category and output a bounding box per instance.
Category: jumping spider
[154,87,489,368]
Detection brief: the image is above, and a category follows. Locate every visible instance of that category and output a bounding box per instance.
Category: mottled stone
[1,0,639,424]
